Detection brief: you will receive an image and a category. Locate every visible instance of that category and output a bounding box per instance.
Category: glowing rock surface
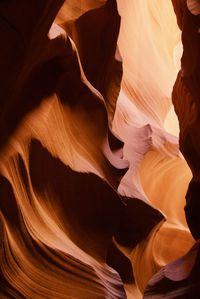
[0,1,199,298]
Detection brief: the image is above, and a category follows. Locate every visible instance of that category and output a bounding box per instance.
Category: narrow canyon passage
[0,1,199,298]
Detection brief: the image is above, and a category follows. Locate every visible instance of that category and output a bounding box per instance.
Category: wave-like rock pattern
[144,0,200,297]
[0,0,199,298]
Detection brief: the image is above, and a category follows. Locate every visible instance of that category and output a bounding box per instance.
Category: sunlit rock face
[143,1,200,298]
[0,0,199,298]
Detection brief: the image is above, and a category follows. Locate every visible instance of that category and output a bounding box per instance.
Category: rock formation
[0,1,199,298]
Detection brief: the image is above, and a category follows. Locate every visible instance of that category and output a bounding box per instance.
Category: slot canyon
[0,1,200,298]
